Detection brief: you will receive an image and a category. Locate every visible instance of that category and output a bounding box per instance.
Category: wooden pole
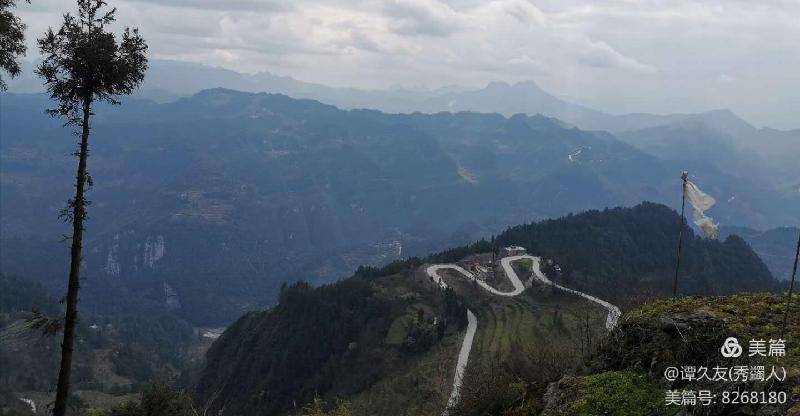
[780,232,800,339]
[672,172,689,300]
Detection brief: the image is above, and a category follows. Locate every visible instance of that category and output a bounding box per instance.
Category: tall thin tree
[35,1,146,415]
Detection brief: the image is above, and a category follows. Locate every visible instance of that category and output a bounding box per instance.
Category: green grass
[348,335,460,416]
[471,288,607,363]
[564,371,678,416]
[77,390,138,412]
[384,314,416,346]
[517,258,533,268]
[622,292,800,412]
[628,293,800,371]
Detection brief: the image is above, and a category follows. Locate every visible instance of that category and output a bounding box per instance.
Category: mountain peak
[485,81,511,89]
[483,80,544,92]
[696,108,755,134]
[512,80,543,90]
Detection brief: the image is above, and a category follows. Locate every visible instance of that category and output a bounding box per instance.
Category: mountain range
[10,58,799,196]
[2,59,798,416]
[1,87,797,326]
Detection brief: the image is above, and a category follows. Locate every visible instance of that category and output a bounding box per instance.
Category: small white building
[503,245,527,256]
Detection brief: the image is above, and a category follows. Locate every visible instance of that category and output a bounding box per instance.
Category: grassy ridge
[545,293,800,415]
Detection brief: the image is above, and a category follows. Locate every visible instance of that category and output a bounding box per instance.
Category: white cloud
[573,37,657,73]
[12,0,800,128]
[717,74,734,83]
[383,0,466,37]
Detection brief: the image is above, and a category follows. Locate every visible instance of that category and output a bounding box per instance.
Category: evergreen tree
[108,382,195,416]
[0,0,29,90]
[35,1,147,415]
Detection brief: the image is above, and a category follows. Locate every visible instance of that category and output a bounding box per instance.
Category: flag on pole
[685,179,719,239]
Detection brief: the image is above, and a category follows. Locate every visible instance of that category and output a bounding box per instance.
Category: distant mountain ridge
[64,60,800,193]
[0,89,669,325]
[7,59,792,133]
[1,89,796,326]
[10,60,798,192]
[720,226,800,281]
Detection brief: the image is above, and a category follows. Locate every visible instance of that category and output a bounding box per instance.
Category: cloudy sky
[14,0,800,129]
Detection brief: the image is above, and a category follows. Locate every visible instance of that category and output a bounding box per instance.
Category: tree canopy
[0,0,28,90]
[36,0,147,124]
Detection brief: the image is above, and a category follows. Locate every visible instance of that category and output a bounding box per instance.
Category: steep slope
[721,226,800,281]
[194,203,778,415]
[492,203,778,304]
[195,273,469,416]
[0,274,201,414]
[617,114,800,223]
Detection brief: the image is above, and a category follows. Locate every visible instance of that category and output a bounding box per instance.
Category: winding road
[426,254,621,414]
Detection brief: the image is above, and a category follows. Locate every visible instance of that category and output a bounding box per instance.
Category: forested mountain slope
[0,274,201,413]
[194,203,777,415]
[0,90,656,325]
[1,90,788,325]
[492,203,778,304]
[196,274,468,416]
[720,226,800,281]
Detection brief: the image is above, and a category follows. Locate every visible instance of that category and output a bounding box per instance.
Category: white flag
[685,179,719,239]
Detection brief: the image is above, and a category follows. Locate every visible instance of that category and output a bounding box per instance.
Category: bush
[107,383,195,416]
[296,394,351,416]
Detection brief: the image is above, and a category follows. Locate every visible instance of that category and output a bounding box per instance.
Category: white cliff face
[19,397,36,413]
[104,234,121,277]
[144,235,166,268]
[102,234,165,277]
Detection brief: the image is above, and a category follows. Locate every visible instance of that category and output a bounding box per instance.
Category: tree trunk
[53,98,92,416]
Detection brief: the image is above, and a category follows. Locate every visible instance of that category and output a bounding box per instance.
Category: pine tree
[35,2,147,415]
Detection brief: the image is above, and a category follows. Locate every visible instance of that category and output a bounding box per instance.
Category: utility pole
[672,171,689,300]
[780,232,800,339]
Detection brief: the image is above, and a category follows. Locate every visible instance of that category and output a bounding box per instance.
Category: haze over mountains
[2,55,798,416]
[2,83,798,327]
[3,60,799,328]
[10,59,798,192]
[6,59,799,131]
[3,0,799,413]
[0,89,668,325]
[8,59,799,201]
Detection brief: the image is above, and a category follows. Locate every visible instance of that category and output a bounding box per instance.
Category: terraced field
[471,288,608,364]
[427,255,617,414]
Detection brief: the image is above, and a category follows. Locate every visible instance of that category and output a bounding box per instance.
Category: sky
[12,0,800,129]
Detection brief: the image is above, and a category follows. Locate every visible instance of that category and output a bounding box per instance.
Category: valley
[189,203,782,416]
[2,199,782,414]
[1,1,798,415]
[2,90,795,329]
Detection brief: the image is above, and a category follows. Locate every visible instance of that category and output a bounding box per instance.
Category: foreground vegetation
[0,274,201,414]
[454,293,799,416]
